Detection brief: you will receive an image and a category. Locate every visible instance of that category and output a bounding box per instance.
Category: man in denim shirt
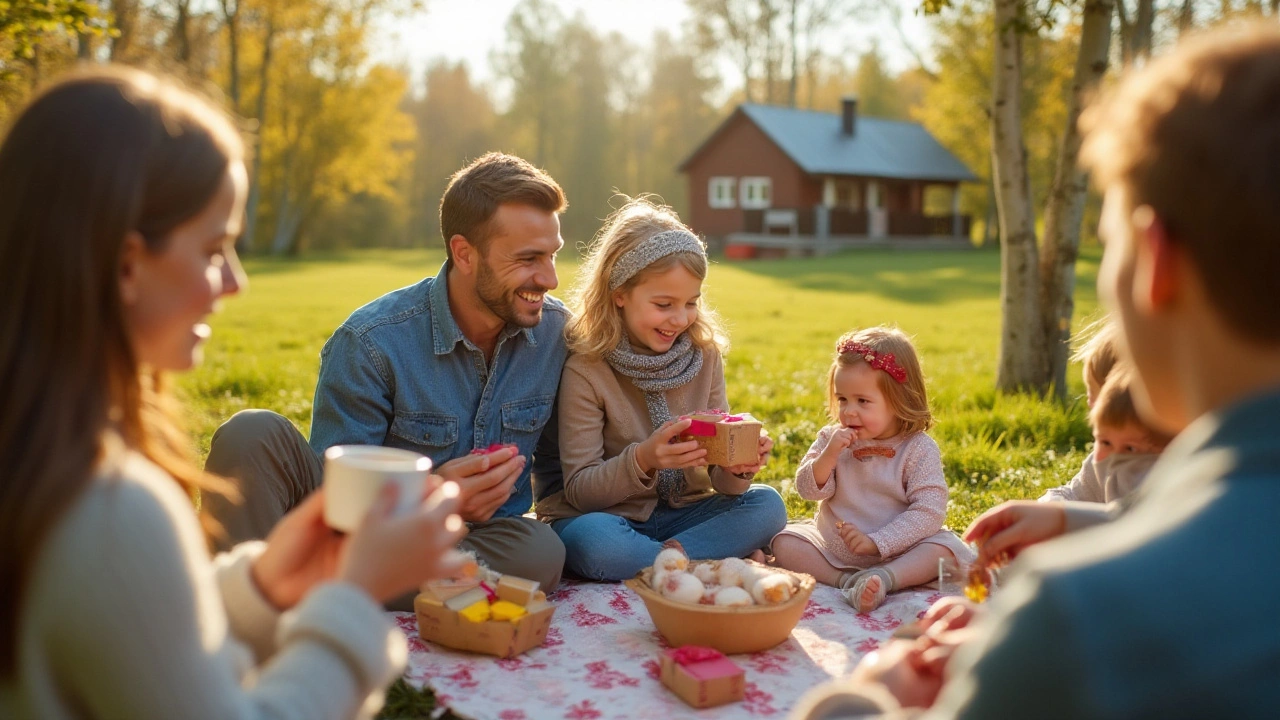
[202,153,568,600]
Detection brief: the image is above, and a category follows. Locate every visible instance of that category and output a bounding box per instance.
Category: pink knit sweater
[780,426,966,568]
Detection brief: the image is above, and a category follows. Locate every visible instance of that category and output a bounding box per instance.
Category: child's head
[827,327,932,440]
[567,196,727,358]
[1090,366,1171,461]
[1082,25,1280,431]
[1072,317,1121,408]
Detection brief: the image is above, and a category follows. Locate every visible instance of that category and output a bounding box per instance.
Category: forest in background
[1,0,1275,258]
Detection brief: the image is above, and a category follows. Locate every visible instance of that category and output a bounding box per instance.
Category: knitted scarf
[606,333,704,504]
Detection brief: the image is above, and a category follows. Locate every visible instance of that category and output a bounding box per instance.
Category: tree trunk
[992,0,1046,394]
[110,0,135,60]
[763,31,774,103]
[1178,0,1195,34]
[241,15,275,254]
[1115,0,1132,65]
[788,0,798,107]
[1039,0,1113,400]
[174,0,192,64]
[271,190,304,256]
[28,45,42,90]
[983,170,996,246]
[1132,0,1154,63]
[220,0,241,109]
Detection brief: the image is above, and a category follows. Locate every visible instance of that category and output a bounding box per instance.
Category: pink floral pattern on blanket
[396,582,934,719]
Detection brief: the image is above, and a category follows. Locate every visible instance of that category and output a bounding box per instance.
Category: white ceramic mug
[323,445,433,532]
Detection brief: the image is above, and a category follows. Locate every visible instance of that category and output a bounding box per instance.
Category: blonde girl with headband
[771,327,974,612]
[534,198,786,581]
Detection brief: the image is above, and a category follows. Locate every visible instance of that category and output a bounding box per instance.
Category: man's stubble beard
[475,256,542,329]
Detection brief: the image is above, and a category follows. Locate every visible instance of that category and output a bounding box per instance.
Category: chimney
[841,96,858,137]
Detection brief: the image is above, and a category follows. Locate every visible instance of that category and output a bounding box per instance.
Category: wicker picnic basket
[624,561,816,654]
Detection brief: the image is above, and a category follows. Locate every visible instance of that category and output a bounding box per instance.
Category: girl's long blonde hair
[567,196,728,358]
[828,326,933,436]
[0,67,241,677]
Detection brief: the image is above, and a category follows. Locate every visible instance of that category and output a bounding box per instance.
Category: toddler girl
[534,197,786,581]
[772,327,973,612]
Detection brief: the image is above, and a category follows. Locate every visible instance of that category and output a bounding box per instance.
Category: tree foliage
[0,0,110,115]
[6,0,1267,262]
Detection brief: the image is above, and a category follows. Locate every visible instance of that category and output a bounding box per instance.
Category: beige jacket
[536,346,751,522]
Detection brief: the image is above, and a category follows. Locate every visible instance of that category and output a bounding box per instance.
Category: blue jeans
[551,485,788,581]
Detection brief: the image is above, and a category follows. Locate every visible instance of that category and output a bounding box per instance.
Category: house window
[708,177,736,209]
[740,176,772,209]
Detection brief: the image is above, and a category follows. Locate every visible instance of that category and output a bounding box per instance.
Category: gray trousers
[203,409,565,611]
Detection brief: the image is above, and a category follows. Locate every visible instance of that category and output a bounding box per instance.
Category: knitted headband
[607,229,706,291]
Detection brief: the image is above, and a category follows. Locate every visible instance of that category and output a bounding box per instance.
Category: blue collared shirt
[309,262,569,518]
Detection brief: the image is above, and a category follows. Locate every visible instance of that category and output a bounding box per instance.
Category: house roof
[681,103,978,183]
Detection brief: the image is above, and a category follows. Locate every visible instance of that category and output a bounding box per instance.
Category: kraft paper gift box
[415,577,555,658]
[660,646,745,709]
[679,412,763,467]
[419,577,481,603]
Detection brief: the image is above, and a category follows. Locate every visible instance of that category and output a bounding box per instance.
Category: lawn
[185,244,1102,532]
[182,244,1102,718]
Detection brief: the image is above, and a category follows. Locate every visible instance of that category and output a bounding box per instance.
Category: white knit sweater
[0,450,405,720]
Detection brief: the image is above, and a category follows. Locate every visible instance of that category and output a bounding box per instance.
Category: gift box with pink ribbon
[659,645,746,709]
[678,411,762,466]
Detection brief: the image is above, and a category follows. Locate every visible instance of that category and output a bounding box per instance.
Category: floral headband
[837,339,908,383]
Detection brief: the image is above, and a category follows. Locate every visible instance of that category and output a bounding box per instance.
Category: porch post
[866,181,885,238]
[951,185,962,237]
[823,177,836,208]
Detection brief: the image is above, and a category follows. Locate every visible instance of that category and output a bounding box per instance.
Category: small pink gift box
[659,645,745,708]
[678,411,762,466]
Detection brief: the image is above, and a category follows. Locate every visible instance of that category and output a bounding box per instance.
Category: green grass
[181,244,1101,717]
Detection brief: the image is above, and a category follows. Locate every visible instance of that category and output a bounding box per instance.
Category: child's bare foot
[853,575,886,613]
[841,568,894,614]
[747,549,767,563]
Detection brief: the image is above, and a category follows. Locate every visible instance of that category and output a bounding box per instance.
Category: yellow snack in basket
[458,600,492,623]
[490,600,528,622]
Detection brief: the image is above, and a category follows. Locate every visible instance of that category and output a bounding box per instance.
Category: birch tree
[1039,0,1113,398]
[990,0,1044,393]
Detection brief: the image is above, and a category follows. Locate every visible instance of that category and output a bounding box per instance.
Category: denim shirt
[309,262,569,518]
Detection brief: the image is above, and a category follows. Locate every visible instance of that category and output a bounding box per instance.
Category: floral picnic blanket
[392,581,940,720]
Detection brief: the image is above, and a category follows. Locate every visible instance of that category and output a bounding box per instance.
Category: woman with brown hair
[0,67,466,719]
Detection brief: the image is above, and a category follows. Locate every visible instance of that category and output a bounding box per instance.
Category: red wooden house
[679,99,977,256]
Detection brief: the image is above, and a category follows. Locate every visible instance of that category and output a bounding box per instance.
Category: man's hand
[919,595,982,635]
[849,635,948,710]
[837,521,879,556]
[435,446,526,522]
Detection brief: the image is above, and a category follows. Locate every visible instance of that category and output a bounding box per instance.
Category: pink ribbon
[681,412,744,436]
[669,646,725,665]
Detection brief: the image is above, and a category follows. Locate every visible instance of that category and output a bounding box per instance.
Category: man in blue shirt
[204,153,569,599]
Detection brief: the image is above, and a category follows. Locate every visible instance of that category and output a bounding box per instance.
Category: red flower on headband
[837,340,908,383]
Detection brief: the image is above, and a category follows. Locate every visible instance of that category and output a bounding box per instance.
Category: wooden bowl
[624,561,816,654]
